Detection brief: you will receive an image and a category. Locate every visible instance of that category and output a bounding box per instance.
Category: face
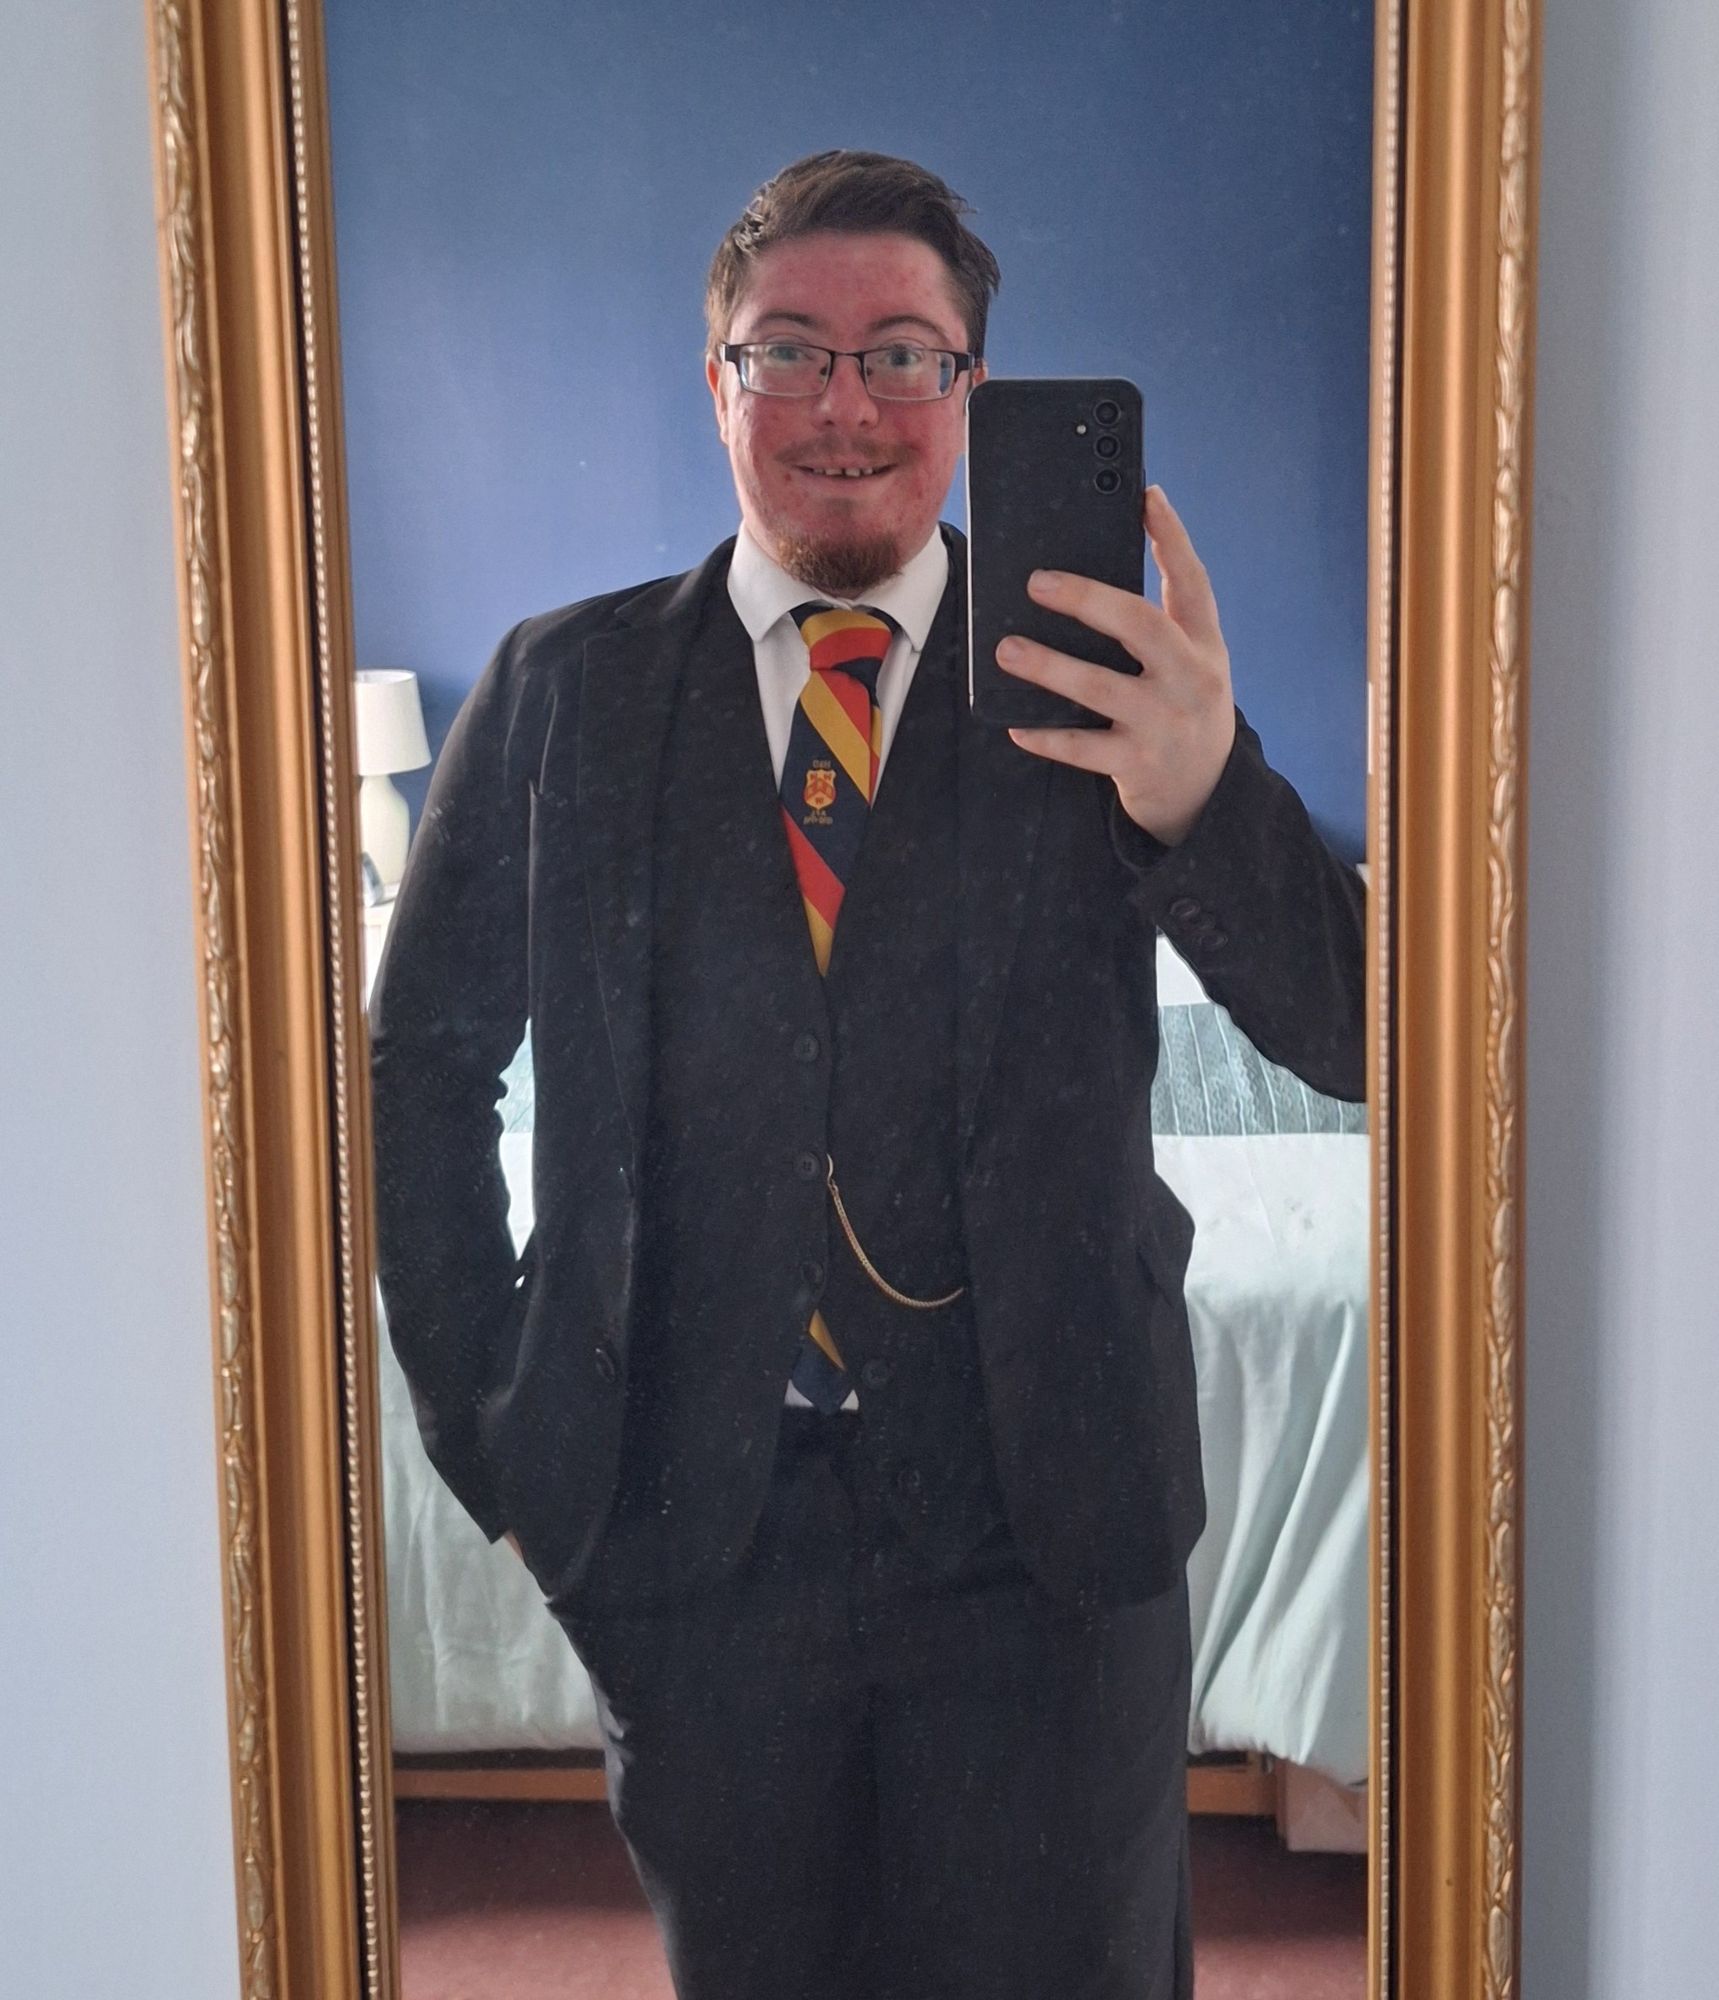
[705,230,985,595]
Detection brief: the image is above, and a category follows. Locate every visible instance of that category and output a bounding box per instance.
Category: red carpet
[397,1801,1364,1998]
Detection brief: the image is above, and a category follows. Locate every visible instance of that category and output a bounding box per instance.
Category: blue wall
[327,0,1372,859]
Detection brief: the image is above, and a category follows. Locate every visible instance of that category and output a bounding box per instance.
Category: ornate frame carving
[146,0,1536,1992]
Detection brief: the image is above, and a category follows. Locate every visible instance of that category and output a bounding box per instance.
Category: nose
[812,351,879,426]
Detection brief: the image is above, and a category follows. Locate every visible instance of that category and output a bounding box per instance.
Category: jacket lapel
[576,541,734,1161]
[946,530,1052,1145]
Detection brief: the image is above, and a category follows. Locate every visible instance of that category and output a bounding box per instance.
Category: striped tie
[779,601,896,1411]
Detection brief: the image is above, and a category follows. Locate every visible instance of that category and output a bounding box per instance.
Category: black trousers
[554,1411,1193,2000]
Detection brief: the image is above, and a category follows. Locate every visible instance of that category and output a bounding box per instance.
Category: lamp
[353,669,431,894]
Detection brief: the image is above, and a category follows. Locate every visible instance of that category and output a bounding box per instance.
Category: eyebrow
[744,309,961,345]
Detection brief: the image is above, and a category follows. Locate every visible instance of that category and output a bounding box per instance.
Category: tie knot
[791,602,897,691]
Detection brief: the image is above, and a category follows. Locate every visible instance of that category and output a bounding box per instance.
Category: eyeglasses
[718,339,978,402]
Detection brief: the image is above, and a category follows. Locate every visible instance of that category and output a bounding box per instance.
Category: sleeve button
[593,1341,620,1384]
[1169,896,1202,922]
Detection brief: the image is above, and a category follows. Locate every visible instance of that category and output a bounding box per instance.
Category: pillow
[498,1035,535,1134]
[1152,1003,1367,1137]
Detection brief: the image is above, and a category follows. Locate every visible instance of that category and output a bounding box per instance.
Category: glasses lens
[741,341,831,395]
[863,344,952,401]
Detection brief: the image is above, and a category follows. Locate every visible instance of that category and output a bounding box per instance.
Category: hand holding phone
[968,385,1237,843]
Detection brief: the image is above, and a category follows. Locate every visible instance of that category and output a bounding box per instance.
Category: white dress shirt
[726,521,951,790]
[725,522,952,1408]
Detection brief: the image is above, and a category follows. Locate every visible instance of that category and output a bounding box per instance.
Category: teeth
[807,467,883,477]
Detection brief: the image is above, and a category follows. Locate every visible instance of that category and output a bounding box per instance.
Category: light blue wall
[1523,0,1719,1991]
[0,3,238,1995]
[326,0,1374,859]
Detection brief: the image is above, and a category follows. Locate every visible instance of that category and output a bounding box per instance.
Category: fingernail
[1027,569,1061,597]
[997,637,1024,663]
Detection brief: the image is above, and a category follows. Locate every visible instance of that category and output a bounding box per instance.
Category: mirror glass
[330,2,1375,1993]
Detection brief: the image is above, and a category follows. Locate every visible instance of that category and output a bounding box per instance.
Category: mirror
[146,0,1538,1992]
[333,5,1373,1995]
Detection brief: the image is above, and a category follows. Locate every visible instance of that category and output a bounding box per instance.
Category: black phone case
[965,376,1145,729]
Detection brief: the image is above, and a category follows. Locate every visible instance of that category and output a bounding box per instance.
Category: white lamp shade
[354,669,431,777]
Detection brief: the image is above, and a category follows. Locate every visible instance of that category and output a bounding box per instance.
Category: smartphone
[965,377,1145,729]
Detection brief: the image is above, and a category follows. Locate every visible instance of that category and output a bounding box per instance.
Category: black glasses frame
[717,339,980,401]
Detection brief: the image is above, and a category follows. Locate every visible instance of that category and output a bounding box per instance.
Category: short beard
[774,531,905,602]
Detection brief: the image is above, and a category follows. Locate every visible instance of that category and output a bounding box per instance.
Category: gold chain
[824,1156,967,1311]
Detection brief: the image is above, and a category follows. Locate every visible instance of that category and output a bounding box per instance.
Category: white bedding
[1162,1133,1369,1783]
[379,1136,602,1754]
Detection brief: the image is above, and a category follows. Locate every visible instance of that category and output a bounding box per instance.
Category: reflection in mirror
[333,2,1374,1993]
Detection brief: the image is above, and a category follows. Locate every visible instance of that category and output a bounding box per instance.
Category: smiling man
[372,150,1365,2000]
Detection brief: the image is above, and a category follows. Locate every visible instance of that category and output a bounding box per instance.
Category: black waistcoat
[591,576,1005,1600]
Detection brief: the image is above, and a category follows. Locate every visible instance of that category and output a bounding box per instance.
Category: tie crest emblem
[802,764,837,814]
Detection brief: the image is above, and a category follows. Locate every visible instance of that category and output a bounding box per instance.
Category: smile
[796,465,892,479]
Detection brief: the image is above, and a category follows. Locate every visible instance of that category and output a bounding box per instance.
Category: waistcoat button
[862,1358,893,1389]
[794,1150,822,1181]
[792,1031,821,1063]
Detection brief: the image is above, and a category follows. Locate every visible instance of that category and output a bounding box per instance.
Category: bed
[376,933,1370,1829]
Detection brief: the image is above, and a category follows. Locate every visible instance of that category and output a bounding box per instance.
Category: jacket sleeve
[368,622,546,1541]
[1108,707,1367,1103]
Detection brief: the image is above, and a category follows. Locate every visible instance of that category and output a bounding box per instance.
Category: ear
[958,359,988,430]
[706,352,731,447]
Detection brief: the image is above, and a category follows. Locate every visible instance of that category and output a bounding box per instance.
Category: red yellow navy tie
[779,601,896,1411]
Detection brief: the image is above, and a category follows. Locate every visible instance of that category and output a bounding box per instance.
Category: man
[372,150,1364,2000]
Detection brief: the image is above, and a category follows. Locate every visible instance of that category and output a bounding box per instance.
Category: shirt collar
[727,521,949,654]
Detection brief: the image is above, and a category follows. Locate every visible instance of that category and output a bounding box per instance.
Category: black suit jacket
[371,529,1365,1607]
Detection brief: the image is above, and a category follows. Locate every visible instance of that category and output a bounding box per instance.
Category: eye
[875,343,928,371]
[760,340,816,364]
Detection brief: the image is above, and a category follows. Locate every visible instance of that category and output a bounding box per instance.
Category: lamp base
[359,773,411,892]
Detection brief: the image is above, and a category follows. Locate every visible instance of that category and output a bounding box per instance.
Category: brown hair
[704,150,1001,359]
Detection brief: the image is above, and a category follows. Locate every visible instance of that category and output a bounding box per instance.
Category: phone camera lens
[1093,398,1121,426]
[1094,468,1122,495]
[1094,433,1121,460]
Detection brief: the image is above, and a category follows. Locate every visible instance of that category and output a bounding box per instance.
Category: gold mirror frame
[146,0,1536,1992]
